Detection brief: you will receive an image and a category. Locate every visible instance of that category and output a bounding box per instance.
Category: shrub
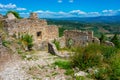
[94,65,112,80]
[71,44,103,70]
[20,33,33,51]
[53,40,60,50]
[100,45,118,60]
[67,38,74,48]
[70,43,120,79]
[99,33,106,43]
[109,53,120,79]
[2,40,11,47]
[111,34,120,48]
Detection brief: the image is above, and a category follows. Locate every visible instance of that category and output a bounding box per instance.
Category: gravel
[0,51,71,80]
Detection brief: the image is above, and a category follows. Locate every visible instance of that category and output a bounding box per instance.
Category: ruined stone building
[0,12,101,50]
[2,13,58,48]
[63,30,100,46]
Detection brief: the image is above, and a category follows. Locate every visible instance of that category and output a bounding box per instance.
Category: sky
[0,0,120,18]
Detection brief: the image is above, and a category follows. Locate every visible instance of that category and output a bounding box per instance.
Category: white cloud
[69,0,74,3]
[20,12,29,14]
[0,3,26,12]
[87,12,100,17]
[35,10,44,13]
[69,10,86,15]
[17,8,26,11]
[102,9,120,16]
[20,9,120,18]
[102,9,113,13]
[58,0,62,3]
[0,3,16,9]
[34,10,87,18]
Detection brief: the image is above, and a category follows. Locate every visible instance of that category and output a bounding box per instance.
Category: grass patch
[70,43,120,79]
[54,59,71,69]
[54,59,74,76]
[64,69,74,75]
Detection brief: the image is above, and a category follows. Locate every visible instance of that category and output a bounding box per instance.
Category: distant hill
[46,15,120,23]
[46,16,120,37]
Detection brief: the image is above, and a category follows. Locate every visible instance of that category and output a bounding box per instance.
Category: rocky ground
[0,51,72,80]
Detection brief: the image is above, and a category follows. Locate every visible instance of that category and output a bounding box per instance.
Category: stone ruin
[30,13,38,19]
[0,14,3,19]
[6,13,16,20]
[0,12,114,51]
[1,12,58,50]
[63,30,100,47]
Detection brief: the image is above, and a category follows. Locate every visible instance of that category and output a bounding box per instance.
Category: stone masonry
[64,30,100,47]
[2,13,58,48]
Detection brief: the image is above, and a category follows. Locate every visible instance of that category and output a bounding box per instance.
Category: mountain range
[47,15,120,23]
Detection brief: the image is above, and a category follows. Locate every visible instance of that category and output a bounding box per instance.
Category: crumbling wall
[7,13,16,20]
[0,14,3,19]
[64,30,99,47]
[2,13,58,50]
[30,13,38,19]
[46,25,58,41]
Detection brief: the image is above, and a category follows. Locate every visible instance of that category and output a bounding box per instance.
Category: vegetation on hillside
[111,34,120,48]
[70,44,120,79]
[47,20,120,37]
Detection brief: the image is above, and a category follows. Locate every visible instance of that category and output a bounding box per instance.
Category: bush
[99,33,106,43]
[70,43,120,79]
[20,33,33,51]
[2,40,11,47]
[53,40,60,50]
[67,38,74,48]
[71,44,103,70]
[109,53,120,79]
[111,34,120,48]
[100,45,118,60]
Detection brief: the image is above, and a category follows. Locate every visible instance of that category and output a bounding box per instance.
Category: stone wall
[7,13,16,20]
[2,13,58,47]
[0,14,3,19]
[30,13,38,19]
[64,30,99,47]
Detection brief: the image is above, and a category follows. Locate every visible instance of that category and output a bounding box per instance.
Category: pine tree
[111,34,120,48]
[99,33,106,43]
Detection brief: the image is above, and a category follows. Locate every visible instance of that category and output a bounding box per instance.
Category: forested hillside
[47,19,120,37]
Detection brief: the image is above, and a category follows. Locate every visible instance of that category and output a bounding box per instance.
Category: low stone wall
[104,41,115,47]
[48,42,59,55]
[48,42,71,58]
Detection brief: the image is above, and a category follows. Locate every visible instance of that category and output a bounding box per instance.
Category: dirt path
[0,51,71,80]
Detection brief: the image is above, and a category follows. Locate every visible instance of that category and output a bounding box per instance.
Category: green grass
[70,43,120,79]
[53,40,60,50]
[54,59,74,75]
[54,59,71,69]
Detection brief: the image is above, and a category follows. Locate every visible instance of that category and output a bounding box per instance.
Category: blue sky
[0,0,120,18]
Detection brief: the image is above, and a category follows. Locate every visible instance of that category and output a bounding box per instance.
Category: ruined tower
[30,13,38,19]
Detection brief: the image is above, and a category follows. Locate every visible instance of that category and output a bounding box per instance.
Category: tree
[6,11,21,19]
[99,33,106,43]
[111,34,120,48]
